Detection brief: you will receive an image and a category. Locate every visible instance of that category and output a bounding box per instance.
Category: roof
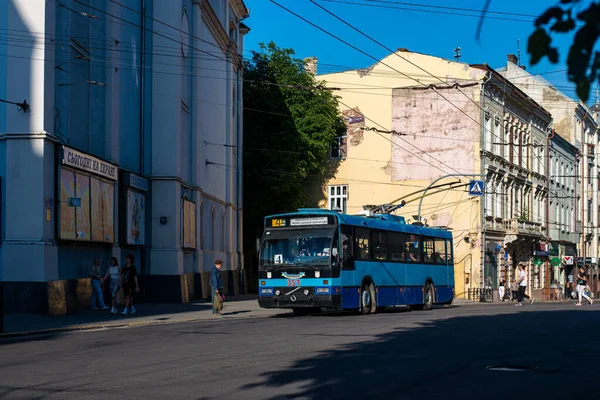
[470,63,553,120]
[265,209,453,239]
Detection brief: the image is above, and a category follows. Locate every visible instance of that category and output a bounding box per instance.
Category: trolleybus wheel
[423,283,434,311]
[361,282,376,315]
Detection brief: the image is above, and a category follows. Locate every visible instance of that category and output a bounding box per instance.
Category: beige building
[314,50,553,299]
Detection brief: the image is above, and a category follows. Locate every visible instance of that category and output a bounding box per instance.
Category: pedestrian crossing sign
[468,180,485,196]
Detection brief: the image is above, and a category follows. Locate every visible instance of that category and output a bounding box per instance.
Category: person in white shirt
[515,264,529,306]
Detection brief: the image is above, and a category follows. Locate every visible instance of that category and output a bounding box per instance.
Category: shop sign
[551,257,561,267]
[61,146,118,181]
[127,173,149,192]
[563,255,574,265]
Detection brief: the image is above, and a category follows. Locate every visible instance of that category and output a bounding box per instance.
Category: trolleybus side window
[406,234,422,263]
[434,239,446,264]
[388,231,407,261]
[341,225,355,270]
[423,236,447,264]
[354,227,370,260]
[423,237,435,263]
[372,230,388,261]
[445,239,454,264]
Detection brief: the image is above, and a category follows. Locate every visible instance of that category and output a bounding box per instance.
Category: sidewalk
[0,295,282,338]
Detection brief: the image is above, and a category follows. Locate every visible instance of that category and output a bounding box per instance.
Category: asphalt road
[0,302,596,400]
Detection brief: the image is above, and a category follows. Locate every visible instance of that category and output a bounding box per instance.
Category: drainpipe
[237,66,243,293]
[139,0,146,283]
[139,0,145,176]
[237,14,248,294]
[480,71,492,302]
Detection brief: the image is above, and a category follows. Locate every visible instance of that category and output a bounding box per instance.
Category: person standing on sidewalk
[121,254,140,316]
[102,257,121,314]
[210,260,224,317]
[575,266,593,306]
[89,258,109,311]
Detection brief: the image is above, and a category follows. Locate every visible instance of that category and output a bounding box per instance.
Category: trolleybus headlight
[267,272,272,279]
[315,271,320,278]
[275,290,281,296]
[304,289,309,296]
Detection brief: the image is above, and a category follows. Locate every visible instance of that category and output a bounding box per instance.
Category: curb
[0,317,201,339]
[0,308,276,339]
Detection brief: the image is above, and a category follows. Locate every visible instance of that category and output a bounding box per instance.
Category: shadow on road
[242,307,598,399]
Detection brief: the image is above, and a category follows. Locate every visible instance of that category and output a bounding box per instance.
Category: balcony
[548,227,581,243]
[505,218,545,237]
[484,217,507,232]
[484,218,545,237]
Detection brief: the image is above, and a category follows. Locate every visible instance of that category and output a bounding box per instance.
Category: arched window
[221,210,226,251]
[199,202,204,250]
[211,206,216,250]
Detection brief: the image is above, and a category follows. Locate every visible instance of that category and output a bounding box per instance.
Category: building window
[331,136,348,159]
[59,168,115,243]
[211,206,217,250]
[199,203,204,250]
[221,210,226,252]
[181,199,196,249]
[485,116,492,152]
[328,185,348,213]
[493,120,500,155]
[503,122,510,160]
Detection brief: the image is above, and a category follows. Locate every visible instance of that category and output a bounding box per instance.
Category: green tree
[243,42,345,274]
[526,0,600,101]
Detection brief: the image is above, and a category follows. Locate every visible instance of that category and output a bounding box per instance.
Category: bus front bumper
[258,290,342,309]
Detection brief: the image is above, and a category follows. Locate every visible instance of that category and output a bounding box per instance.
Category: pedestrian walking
[575,266,593,306]
[210,260,225,317]
[121,254,140,316]
[103,257,121,314]
[515,264,532,307]
[498,280,506,302]
[89,258,109,310]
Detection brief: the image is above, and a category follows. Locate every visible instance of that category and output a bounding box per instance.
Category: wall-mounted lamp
[160,217,167,225]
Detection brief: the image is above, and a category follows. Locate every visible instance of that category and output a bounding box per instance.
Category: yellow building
[313,49,552,300]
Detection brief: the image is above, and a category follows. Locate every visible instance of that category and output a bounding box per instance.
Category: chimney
[507,54,518,65]
[520,65,526,71]
[304,57,318,75]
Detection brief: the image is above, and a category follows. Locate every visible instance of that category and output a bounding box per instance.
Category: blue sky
[243,0,586,102]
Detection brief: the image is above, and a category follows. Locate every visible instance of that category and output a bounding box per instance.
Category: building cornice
[230,0,249,19]
[194,0,243,69]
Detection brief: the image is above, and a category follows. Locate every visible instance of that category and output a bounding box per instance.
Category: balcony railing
[484,217,544,236]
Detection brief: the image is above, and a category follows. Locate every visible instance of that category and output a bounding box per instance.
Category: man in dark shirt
[210,260,224,316]
[121,254,140,316]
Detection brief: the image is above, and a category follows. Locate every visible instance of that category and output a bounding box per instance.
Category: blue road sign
[468,180,485,196]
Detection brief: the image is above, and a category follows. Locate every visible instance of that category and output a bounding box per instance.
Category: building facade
[0,0,249,314]
[547,132,580,291]
[500,56,597,294]
[315,50,555,300]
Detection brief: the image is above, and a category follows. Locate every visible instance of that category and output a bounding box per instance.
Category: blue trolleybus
[257,208,454,315]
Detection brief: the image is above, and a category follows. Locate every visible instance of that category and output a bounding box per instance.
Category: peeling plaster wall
[391,86,480,181]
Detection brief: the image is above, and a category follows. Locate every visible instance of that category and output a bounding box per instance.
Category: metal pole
[480,72,491,302]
